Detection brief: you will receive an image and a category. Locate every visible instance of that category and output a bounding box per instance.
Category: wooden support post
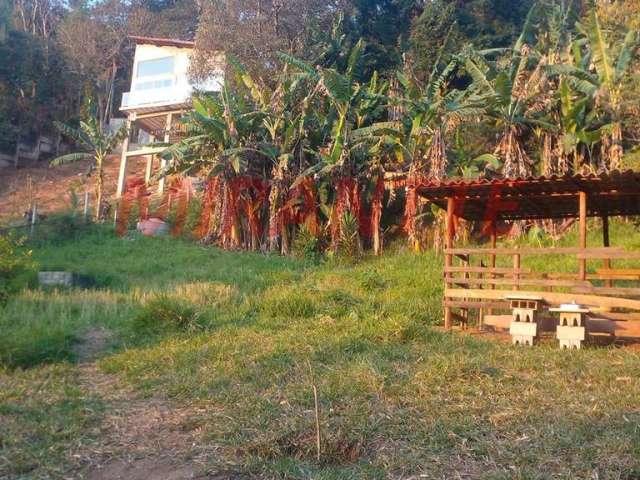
[145,155,154,185]
[144,134,155,186]
[29,202,37,238]
[602,215,612,288]
[158,113,173,194]
[513,250,521,291]
[83,190,89,218]
[486,221,497,317]
[444,197,455,330]
[579,191,587,280]
[490,221,497,268]
[116,118,132,198]
[462,252,470,329]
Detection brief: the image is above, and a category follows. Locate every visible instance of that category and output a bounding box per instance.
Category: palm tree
[51,114,128,220]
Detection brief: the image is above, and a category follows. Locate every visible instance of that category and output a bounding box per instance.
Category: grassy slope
[1,223,640,479]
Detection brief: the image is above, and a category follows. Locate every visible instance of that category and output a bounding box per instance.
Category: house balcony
[120,76,223,113]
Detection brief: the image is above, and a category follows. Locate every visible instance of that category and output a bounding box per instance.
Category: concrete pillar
[145,135,155,186]
[116,118,132,198]
[579,191,587,280]
[158,113,173,194]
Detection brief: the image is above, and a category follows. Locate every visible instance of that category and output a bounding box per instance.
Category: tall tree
[410,0,535,78]
[0,1,72,156]
[56,1,130,129]
[192,0,342,77]
[342,0,419,75]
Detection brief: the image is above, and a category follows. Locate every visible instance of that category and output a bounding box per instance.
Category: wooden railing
[442,246,640,333]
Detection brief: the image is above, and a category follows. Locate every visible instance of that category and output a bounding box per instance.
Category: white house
[116,36,224,197]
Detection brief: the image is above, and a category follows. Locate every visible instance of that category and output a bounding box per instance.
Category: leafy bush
[29,212,90,245]
[132,294,200,335]
[293,225,325,263]
[359,268,386,290]
[182,196,203,240]
[0,235,35,305]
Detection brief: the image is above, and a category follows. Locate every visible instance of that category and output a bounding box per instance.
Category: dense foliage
[2,0,635,154]
[0,0,196,153]
[154,4,639,255]
[2,0,639,255]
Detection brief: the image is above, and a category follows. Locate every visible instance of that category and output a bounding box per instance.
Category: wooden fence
[443,246,640,338]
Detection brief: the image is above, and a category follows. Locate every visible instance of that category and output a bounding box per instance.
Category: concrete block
[557,325,586,349]
[510,320,538,346]
[38,272,94,288]
[38,271,75,287]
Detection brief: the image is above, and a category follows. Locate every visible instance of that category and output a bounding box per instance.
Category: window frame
[135,56,175,79]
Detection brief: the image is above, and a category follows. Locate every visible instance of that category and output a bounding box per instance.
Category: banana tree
[569,11,639,170]
[545,12,638,172]
[357,56,483,250]
[282,39,390,252]
[230,58,317,253]
[463,3,559,179]
[160,80,270,248]
[52,114,128,221]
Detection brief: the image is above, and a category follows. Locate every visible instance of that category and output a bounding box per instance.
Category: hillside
[2,224,640,479]
[0,156,147,222]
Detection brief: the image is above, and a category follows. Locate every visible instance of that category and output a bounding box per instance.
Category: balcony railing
[121,76,223,110]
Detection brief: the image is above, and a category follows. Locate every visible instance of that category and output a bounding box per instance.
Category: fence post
[113,201,119,229]
[579,191,587,280]
[83,191,89,219]
[444,196,455,329]
[512,248,520,291]
[30,203,37,238]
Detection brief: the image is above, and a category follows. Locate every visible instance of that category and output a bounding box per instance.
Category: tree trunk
[231,219,241,249]
[280,224,290,255]
[95,165,103,221]
[268,182,280,251]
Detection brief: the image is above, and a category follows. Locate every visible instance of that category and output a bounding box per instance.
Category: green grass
[1,224,640,478]
[0,363,104,478]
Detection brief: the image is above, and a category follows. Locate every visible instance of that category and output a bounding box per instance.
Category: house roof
[417,170,640,221]
[129,35,195,49]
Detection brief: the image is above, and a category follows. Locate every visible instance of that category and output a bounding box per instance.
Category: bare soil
[0,155,147,222]
[73,329,238,480]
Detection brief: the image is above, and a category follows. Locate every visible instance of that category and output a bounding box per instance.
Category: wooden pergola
[418,170,640,338]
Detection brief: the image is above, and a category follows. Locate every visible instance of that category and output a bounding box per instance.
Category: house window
[137,56,174,78]
[134,78,174,91]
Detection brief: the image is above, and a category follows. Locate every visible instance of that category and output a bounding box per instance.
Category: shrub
[132,294,200,335]
[359,268,386,290]
[293,225,325,263]
[29,212,90,245]
[182,196,203,240]
[337,212,361,262]
[0,234,36,305]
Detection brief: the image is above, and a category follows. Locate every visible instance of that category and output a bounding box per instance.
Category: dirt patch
[74,328,113,363]
[0,155,146,221]
[72,329,230,479]
[81,390,214,480]
[88,457,202,480]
